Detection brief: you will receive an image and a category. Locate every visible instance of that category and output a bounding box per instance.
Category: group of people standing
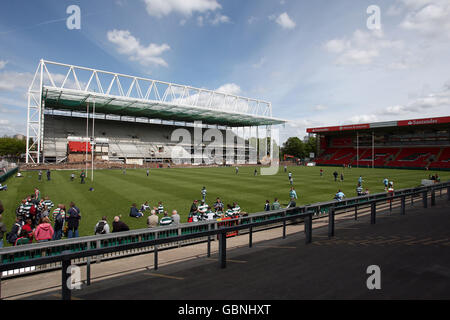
[2,188,82,246]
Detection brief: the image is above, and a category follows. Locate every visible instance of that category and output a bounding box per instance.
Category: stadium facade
[26,60,286,165]
[307,116,450,170]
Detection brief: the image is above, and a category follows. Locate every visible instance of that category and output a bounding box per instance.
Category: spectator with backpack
[66,202,81,238]
[0,212,7,248]
[6,217,23,245]
[52,204,66,240]
[94,216,110,235]
[15,229,32,246]
[34,217,54,242]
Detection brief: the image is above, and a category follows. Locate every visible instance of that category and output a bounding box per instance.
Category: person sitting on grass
[159,211,173,226]
[264,200,271,211]
[157,201,164,215]
[356,183,364,196]
[147,210,159,228]
[141,201,150,212]
[334,189,345,201]
[287,197,297,209]
[34,217,54,242]
[271,198,282,210]
[112,216,129,233]
[129,203,144,218]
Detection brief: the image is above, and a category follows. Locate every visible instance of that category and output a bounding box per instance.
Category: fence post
[371,202,376,225]
[354,205,358,220]
[401,196,406,215]
[431,188,436,206]
[207,223,211,258]
[305,212,312,244]
[219,232,226,269]
[282,210,286,239]
[61,257,71,301]
[249,226,253,248]
[448,186,450,201]
[328,207,335,238]
[86,242,91,286]
[423,191,428,208]
[154,233,158,270]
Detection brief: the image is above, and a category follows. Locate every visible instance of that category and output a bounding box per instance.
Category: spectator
[46,169,51,181]
[340,173,344,182]
[129,203,144,218]
[141,201,150,212]
[383,178,389,191]
[264,200,271,211]
[66,202,81,238]
[364,188,370,195]
[94,216,110,235]
[0,213,7,248]
[0,183,7,191]
[334,189,345,201]
[6,217,23,245]
[356,184,364,196]
[171,210,180,225]
[112,216,129,233]
[71,172,75,181]
[15,229,32,246]
[198,201,208,215]
[271,198,281,210]
[159,211,173,226]
[157,201,164,215]
[34,217,54,242]
[287,197,297,208]
[21,218,34,241]
[147,210,159,228]
[190,200,199,216]
[38,170,42,181]
[52,204,66,240]
[213,198,224,213]
[80,171,86,184]
[34,187,41,202]
[205,207,217,221]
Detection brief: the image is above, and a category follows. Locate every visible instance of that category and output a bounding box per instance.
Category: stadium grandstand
[307,116,450,170]
[26,60,286,166]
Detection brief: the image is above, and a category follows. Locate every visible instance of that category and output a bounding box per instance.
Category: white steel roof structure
[26,59,286,163]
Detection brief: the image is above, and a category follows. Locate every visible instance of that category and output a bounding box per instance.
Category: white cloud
[247,16,257,25]
[324,29,404,66]
[0,60,7,70]
[215,83,241,95]
[0,71,33,91]
[379,81,450,116]
[210,14,230,25]
[252,57,266,69]
[143,0,221,18]
[313,105,327,111]
[347,114,378,124]
[107,29,170,67]
[273,12,296,30]
[400,0,450,37]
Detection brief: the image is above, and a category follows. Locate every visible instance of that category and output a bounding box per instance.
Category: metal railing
[0,181,449,299]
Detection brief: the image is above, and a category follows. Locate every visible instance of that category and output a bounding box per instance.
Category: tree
[281,137,304,159]
[0,137,26,157]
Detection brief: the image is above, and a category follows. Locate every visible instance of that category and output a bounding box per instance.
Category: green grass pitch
[0,166,448,240]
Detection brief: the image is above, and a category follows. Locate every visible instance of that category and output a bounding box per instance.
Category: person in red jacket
[34,217,54,242]
[21,218,34,242]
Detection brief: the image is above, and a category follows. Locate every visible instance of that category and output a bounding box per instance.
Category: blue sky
[1,0,450,141]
